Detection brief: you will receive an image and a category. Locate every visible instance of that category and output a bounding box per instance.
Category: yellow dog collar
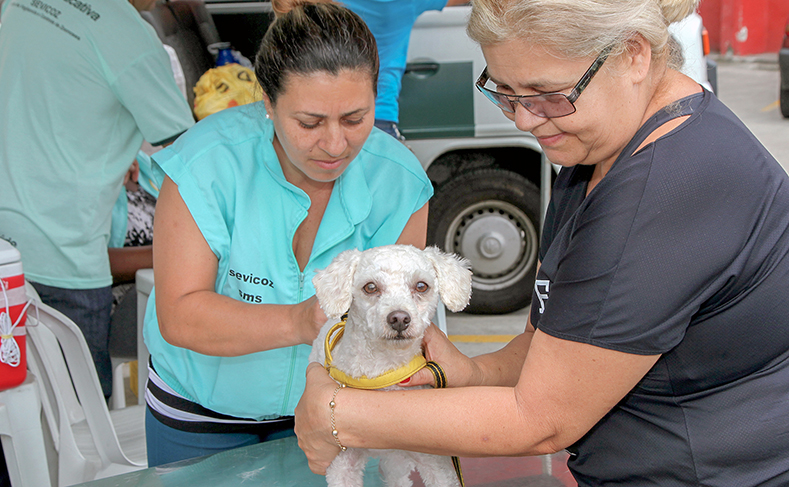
[324,316,427,390]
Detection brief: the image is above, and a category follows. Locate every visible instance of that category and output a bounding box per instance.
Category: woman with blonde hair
[295,0,789,484]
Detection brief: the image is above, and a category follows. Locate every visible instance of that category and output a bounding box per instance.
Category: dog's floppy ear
[312,248,362,318]
[422,246,472,312]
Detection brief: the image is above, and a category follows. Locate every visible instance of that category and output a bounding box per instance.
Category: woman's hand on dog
[295,363,342,475]
[294,296,328,345]
[401,324,483,388]
[296,296,328,345]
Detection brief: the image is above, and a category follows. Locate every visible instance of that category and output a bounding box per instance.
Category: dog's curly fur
[309,245,472,487]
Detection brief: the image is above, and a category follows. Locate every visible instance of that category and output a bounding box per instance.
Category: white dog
[309,245,472,487]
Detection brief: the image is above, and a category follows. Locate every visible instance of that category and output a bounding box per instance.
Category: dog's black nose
[387,311,411,332]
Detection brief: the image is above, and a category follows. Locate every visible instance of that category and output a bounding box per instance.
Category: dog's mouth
[389,331,416,341]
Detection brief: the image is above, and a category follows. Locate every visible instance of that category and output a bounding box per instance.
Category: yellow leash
[323,315,464,486]
[427,360,464,487]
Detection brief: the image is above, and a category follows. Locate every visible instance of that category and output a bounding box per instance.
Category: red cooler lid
[0,239,21,266]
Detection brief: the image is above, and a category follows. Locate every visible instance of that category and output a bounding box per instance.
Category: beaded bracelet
[329,383,347,451]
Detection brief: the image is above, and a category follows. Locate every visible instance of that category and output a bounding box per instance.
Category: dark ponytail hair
[255,2,379,105]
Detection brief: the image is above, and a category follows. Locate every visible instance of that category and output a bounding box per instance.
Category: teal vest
[144,104,432,419]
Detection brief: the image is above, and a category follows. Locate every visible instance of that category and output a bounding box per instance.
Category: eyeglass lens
[480,89,575,118]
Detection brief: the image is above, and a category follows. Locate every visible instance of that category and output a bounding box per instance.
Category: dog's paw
[325,449,367,487]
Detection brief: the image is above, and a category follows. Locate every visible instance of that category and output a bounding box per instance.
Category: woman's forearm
[471,330,534,387]
[108,245,153,284]
[156,291,321,356]
[333,384,560,458]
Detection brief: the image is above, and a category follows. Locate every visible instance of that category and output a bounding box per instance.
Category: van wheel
[781,88,789,118]
[428,168,540,315]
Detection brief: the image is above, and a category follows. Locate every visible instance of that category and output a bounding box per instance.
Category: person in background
[143,2,432,466]
[339,0,469,140]
[109,153,159,292]
[0,0,194,399]
[294,0,789,485]
[106,152,160,392]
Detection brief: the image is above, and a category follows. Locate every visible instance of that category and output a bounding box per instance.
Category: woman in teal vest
[143,2,433,466]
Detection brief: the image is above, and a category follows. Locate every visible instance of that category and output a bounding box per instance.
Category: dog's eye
[363,282,378,295]
[415,282,429,293]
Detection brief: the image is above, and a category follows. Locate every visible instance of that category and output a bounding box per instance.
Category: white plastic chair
[24,284,147,486]
[109,361,133,411]
[0,374,54,487]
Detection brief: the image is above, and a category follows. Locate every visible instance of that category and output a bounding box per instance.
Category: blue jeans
[145,408,296,467]
[30,282,113,398]
[374,119,406,142]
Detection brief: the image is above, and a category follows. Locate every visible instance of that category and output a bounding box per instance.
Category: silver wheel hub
[445,200,538,292]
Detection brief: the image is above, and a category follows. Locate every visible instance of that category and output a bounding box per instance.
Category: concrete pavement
[446,305,529,357]
[714,53,789,171]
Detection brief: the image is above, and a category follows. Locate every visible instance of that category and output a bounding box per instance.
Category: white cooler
[0,240,28,391]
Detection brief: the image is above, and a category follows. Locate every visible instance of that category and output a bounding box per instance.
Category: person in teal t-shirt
[143,3,433,466]
[0,0,194,398]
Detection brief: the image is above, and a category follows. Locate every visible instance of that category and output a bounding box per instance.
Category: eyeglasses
[475,47,612,118]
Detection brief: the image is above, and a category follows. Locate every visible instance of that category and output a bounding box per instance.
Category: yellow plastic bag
[193,64,263,120]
